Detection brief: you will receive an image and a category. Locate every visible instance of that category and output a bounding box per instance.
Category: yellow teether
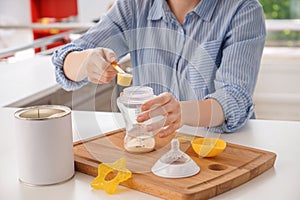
[91,158,132,194]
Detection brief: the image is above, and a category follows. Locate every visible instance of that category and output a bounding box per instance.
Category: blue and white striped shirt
[52,0,266,132]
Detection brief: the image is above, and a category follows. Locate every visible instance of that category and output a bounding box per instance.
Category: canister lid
[14,105,71,120]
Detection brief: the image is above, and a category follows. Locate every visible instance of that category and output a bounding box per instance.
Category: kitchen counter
[0,55,117,112]
[0,56,58,107]
[1,107,300,200]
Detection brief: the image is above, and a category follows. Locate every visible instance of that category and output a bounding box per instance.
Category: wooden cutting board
[73,129,276,200]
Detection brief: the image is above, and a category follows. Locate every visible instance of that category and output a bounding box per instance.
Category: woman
[52,0,266,137]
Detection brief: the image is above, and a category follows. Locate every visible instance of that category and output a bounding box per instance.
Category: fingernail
[159,132,165,137]
[110,56,117,62]
[137,116,143,122]
[141,105,147,111]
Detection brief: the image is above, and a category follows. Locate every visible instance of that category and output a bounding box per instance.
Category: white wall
[253,47,300,121]
[0,0,33,50]
[77,0,113,22]
[0,1,31,24]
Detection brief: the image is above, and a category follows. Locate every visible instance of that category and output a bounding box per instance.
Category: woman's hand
[84,48,118,84]
[64,47,118,83]
[137,92,182,138]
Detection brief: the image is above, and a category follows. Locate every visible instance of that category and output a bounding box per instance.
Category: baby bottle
[117,86,155,153]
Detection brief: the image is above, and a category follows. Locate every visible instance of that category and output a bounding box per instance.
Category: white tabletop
[0,56,58,107]
[1,107,300,200]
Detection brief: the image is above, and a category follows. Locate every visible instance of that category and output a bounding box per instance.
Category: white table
[1,107,300,200]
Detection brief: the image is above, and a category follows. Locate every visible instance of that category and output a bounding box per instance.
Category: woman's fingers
[141,92,173,111]
[157,121,181,137]
[86,64,117,84]
[84,48,117,85]
[137,103,173,122]
[146,113,178,132]
[101,48,117,63]
[87,70,115,83]
[136,92,182,137]
[137,93,176,122]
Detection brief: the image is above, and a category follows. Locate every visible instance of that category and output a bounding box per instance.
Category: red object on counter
[31,0,78,21]
[30,0,78,52]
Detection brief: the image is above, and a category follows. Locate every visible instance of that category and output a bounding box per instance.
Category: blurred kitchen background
[0,0,299,121]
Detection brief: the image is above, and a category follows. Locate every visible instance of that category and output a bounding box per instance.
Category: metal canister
[14,105,74,185]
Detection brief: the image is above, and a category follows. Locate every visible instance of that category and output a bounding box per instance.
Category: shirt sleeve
[205,1,266,133]
[51,0,132,91]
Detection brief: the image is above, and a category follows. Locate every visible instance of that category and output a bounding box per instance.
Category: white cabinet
[8,83,117,112]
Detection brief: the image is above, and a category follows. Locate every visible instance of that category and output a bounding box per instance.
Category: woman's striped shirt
[52,0,266,132]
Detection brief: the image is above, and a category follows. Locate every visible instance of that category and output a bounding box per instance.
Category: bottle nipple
[160,138,190,164]
[151,138,200,178]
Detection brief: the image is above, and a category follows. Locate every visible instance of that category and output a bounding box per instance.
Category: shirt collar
[147,0,167,21]
[193,0,219,22]
[148,0,219,22]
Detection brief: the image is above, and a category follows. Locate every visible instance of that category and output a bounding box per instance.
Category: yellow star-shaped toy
[91,157,132,194]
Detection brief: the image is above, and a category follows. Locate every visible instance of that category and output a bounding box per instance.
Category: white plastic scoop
[151,138,200,178]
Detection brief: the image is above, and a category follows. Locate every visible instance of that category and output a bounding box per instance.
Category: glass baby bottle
[117,86,155,153]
